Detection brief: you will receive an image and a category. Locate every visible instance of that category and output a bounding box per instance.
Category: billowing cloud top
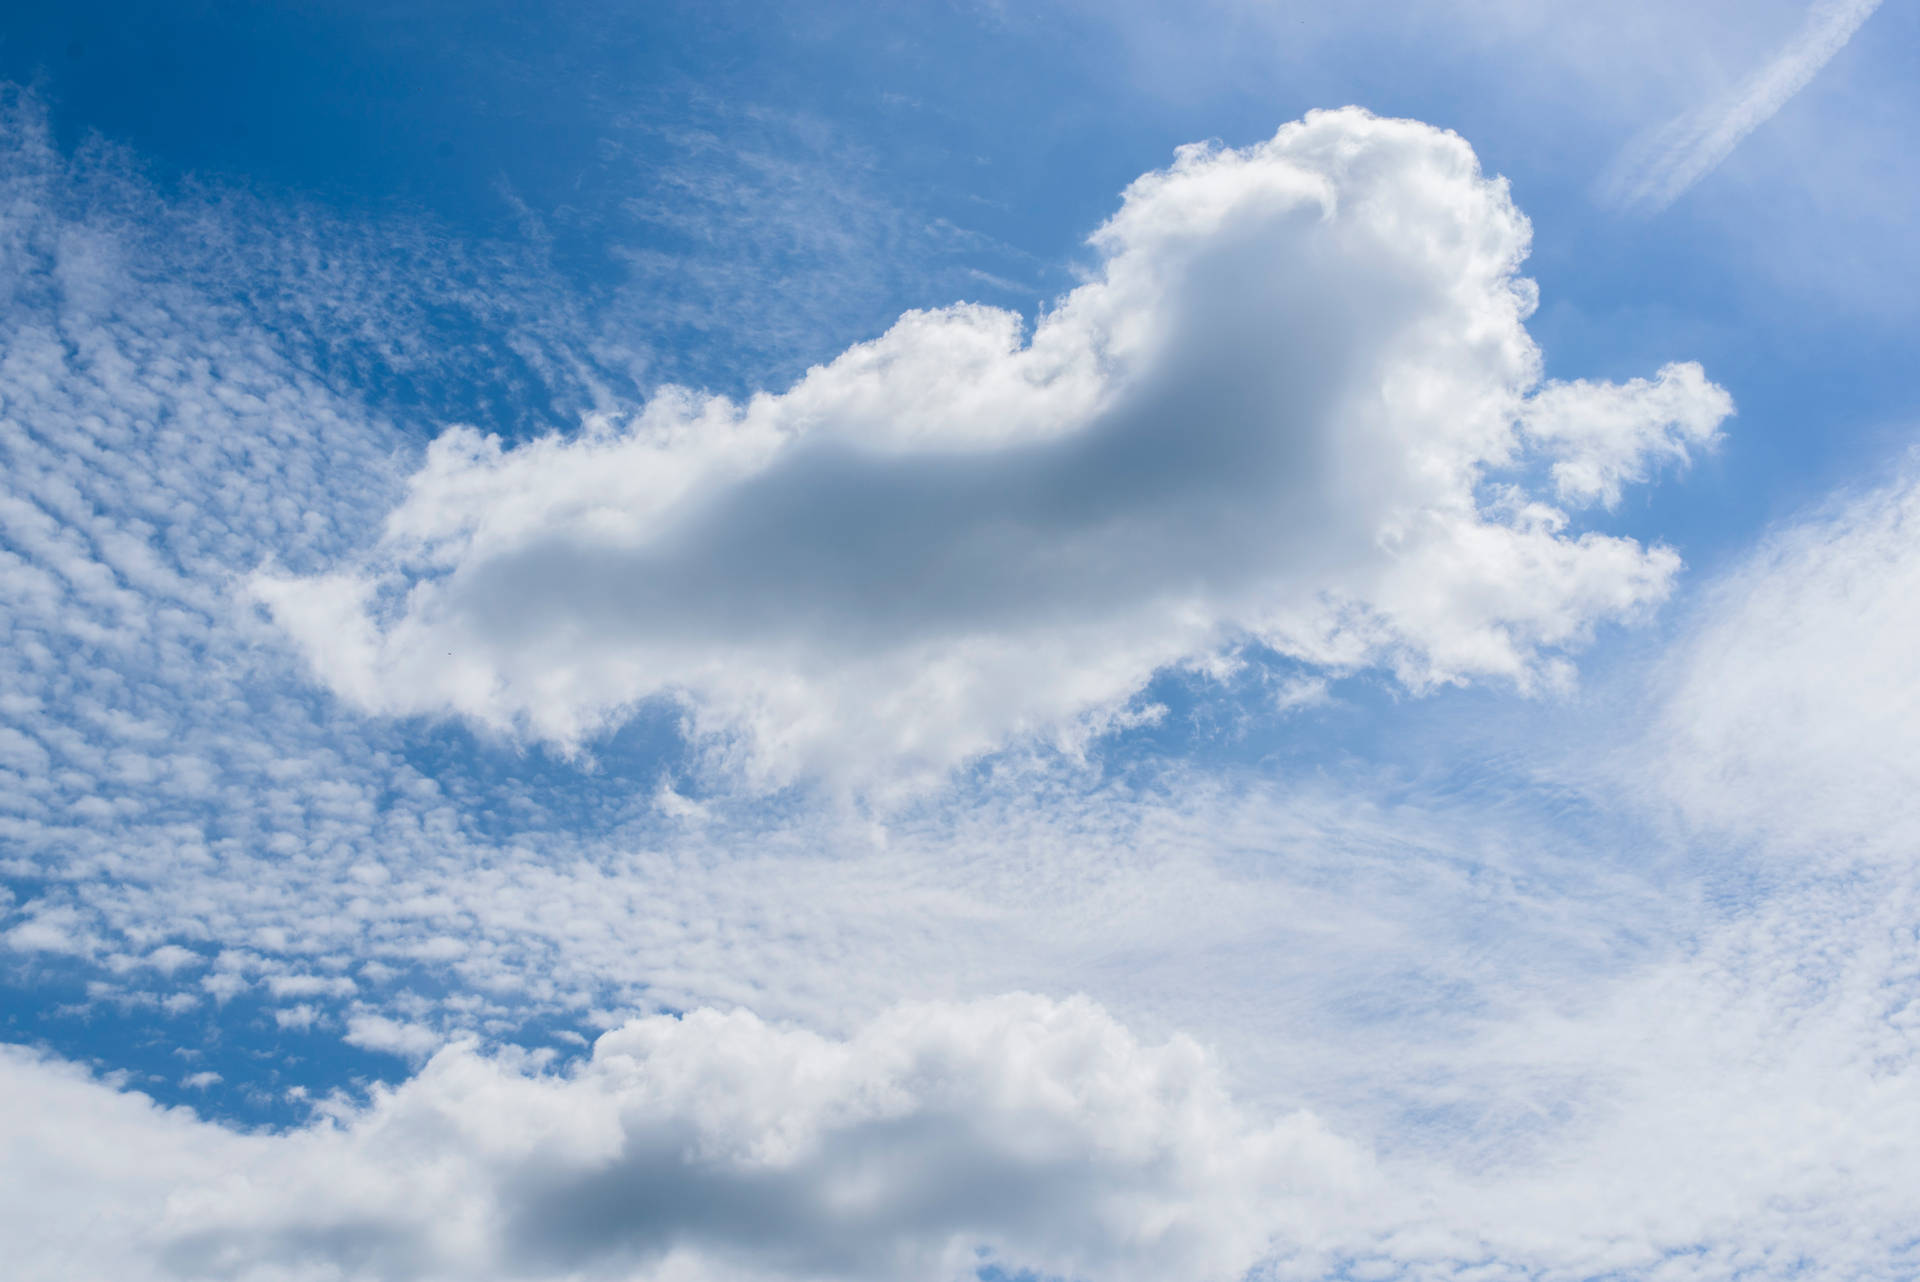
[256,109,1729,789]
[9,996,1367,1282]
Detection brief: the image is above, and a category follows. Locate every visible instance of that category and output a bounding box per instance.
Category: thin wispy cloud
[1605,0,1883,213]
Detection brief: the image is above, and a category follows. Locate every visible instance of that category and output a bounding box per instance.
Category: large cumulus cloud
[3,996,1370,1282]
[256,108,1730,789]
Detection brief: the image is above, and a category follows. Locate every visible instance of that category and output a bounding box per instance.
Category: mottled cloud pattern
[11,71,1919,1282]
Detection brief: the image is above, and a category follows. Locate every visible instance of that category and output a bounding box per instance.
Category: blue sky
[3,2,1919,1280]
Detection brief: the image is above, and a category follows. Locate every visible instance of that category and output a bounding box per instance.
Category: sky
[1,1,1917,1279]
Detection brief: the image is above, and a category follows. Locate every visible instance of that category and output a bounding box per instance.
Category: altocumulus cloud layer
[12,85,1920,1282]
[257,109,1729,789]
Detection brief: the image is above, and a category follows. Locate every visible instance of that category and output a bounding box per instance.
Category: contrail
[1604,0,1883,214]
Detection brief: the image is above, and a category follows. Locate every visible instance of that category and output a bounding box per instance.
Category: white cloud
[344,1013,446,1063]
[1646,460,1920,857]
[272,1004,320,1031]
[1519,361,1730,508]
[0,1047,256,1282]
[145,945,204,976]
[4,905,93,955]
[15,918,1920,1282]
[257,108,1729,792]
[265,974,357,1000]
[3,996,1372,1282]
[1604,0,1884,212]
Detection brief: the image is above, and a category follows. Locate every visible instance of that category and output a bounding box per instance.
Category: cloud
[1645,459,1920,857]
[17,908,1920,1282]
[257,108,1729,792]
[1519,361,1730,508]
[3,904,95,956]
[1604,0,1883,213]
[344,1013,446,1062]
[2,996,1371,1282]
[8,80,1920,1282]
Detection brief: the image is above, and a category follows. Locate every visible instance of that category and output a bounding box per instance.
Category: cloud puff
[257,108,1729,791]
[2,996,1369,1282]
[1519,362,1729,508]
